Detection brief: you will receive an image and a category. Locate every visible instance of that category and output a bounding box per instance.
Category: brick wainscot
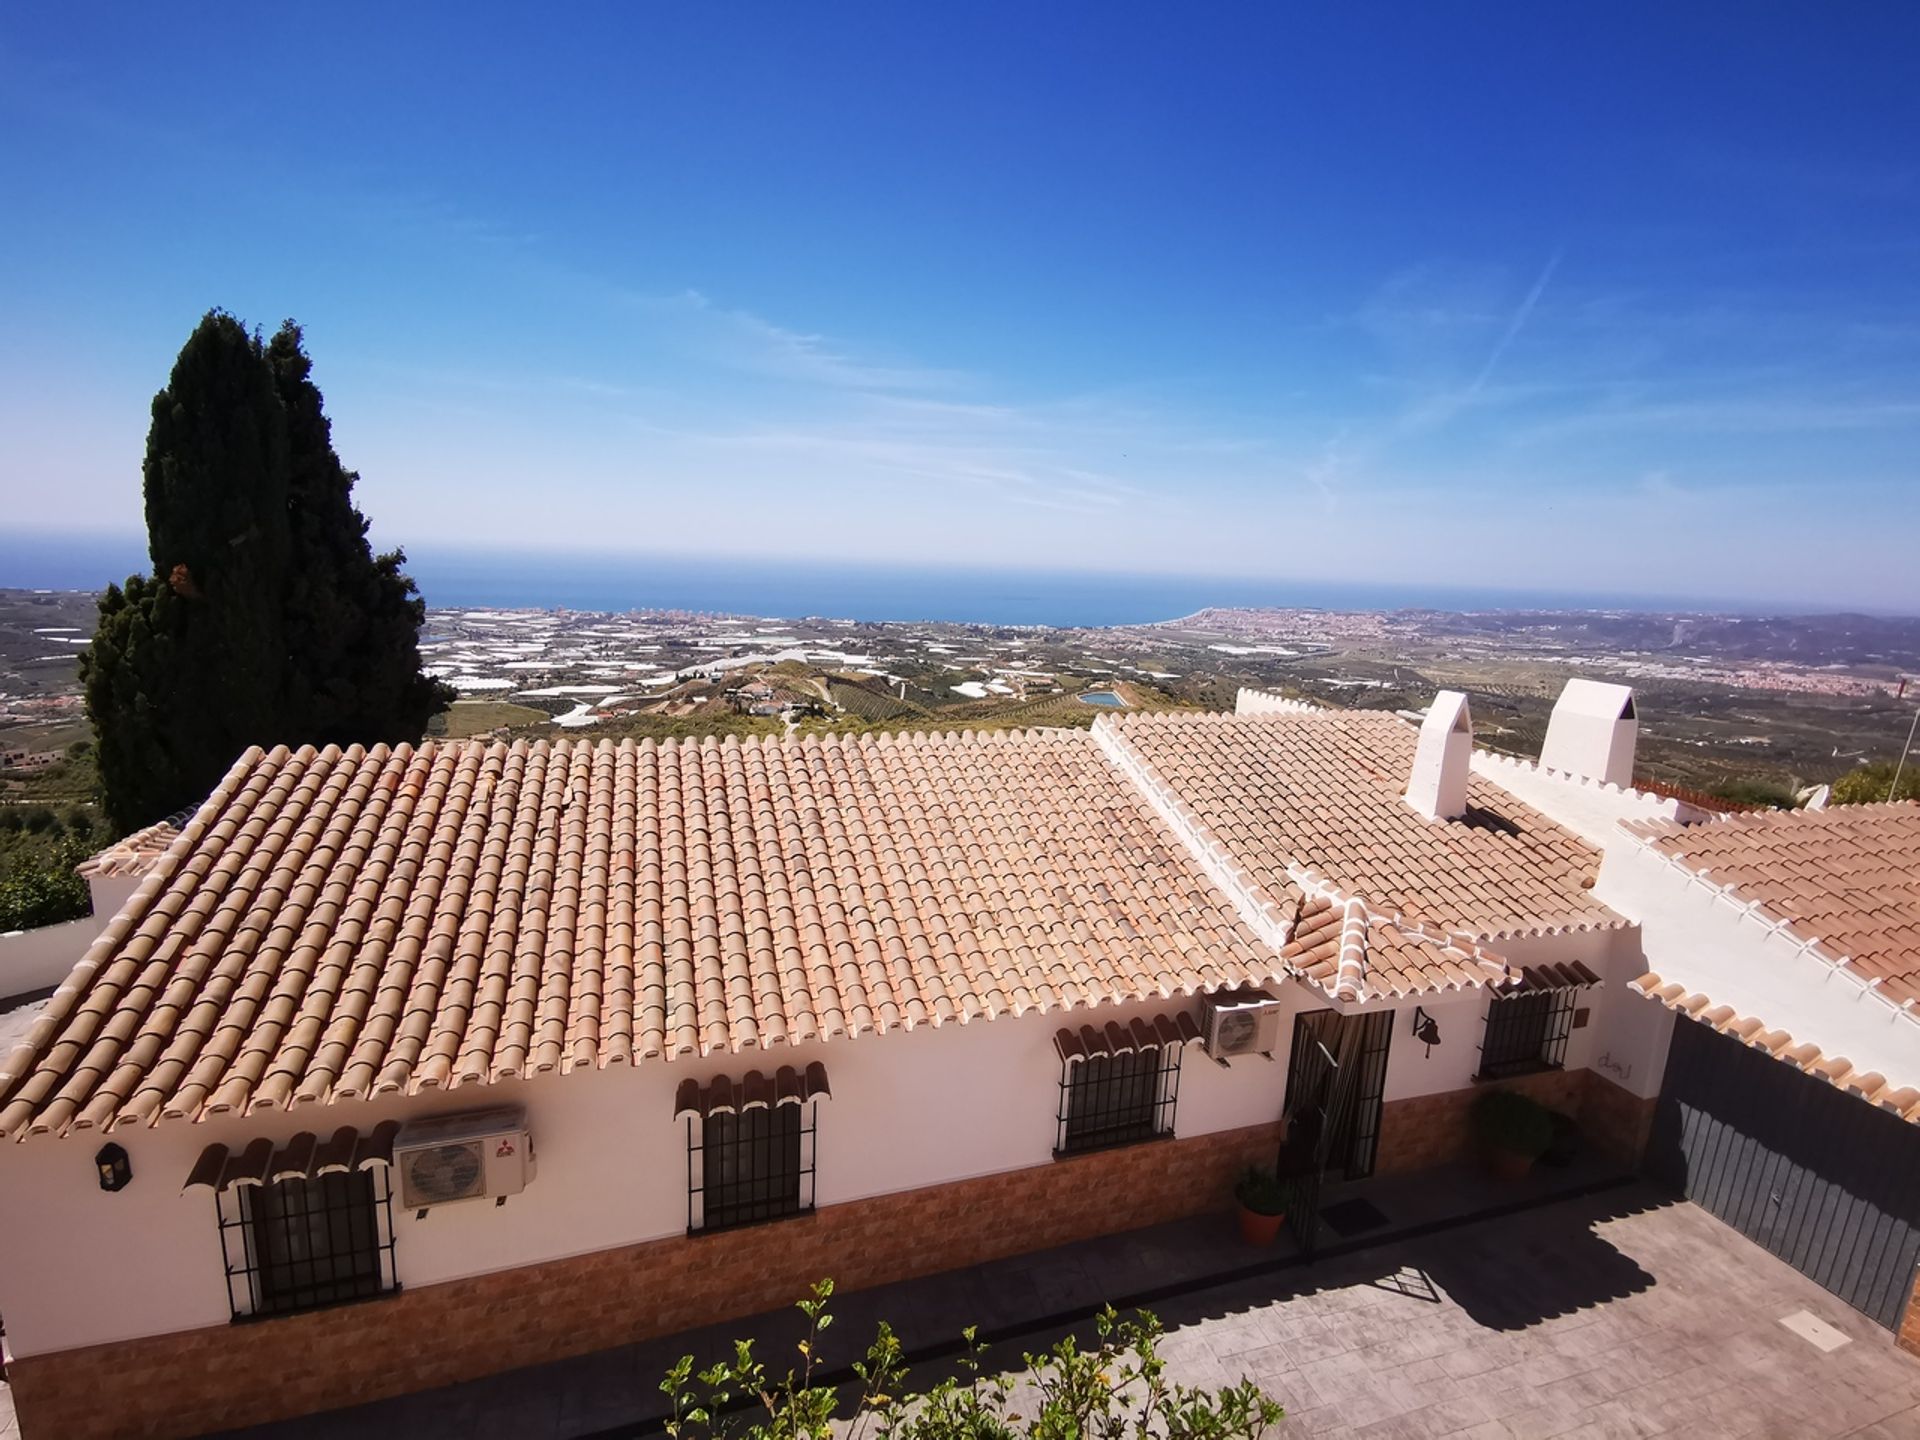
[9,1122,1282,1440]
[1374,1069,1656,1175]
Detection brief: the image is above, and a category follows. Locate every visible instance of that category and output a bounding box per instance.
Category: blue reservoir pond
[1078,691,1127,707]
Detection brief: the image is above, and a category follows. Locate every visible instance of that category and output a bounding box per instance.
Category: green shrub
[0,839,91,931]
[661,1280,1284,1440]
[1831,762,1920,806]
[1470,1089,1554,1160]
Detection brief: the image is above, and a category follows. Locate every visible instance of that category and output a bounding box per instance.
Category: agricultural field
[429,700,552,739]
[2,588,1915,813]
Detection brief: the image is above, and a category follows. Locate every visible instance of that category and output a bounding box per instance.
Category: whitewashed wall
[0,928,1672,1363]
[0,990,1297,1359]
[0,915,99,999]
[1597,841,1912,1096]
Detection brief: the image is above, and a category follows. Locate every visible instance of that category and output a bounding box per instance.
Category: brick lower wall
[1900,1268,1920,1357]
[1576,1070,1659,1169]
[7,1121,1281,1440]
[1374,1067,1655,1176]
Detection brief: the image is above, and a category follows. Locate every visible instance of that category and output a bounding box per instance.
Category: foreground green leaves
[662,1280,1284,1440]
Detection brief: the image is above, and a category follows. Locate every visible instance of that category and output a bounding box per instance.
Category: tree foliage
[0,835,92,931]
[661,1281,1284,1440]
[82,312,452,830]
[1830,760,1920,806]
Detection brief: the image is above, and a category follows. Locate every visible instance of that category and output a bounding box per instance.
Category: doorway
[1283,1007,1394,1181]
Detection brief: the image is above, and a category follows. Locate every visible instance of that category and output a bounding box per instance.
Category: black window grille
[687,1102,816,1234]
[1477,988,1578,1079]
[216,1168,398,1321]
[1055,1044,1183,1157]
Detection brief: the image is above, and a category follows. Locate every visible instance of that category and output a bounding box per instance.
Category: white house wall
[0,915,104,999]
[1598,841,1920,1097]
[0,990,1301,1359]
[0,929,1676,1362]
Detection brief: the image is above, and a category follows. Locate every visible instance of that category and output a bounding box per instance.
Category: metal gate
[1648,1018,1920,1330]
[1284,1008,1393,1182]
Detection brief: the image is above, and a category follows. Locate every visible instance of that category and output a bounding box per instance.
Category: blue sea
[0,530,1820,627]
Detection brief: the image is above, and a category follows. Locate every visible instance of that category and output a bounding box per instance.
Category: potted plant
[1234,1166,1297,1246]
[1471,1089,1554,1180]
[1541,1109,1580,1168]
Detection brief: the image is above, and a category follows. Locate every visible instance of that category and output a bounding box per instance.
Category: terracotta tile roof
[0,732,1278,1139]
[1102,710,1623,942]
[1278,894,1519,1003]
[1629,971,1920,1124]
[74,812,191,879]
[1624,802,1920,1009]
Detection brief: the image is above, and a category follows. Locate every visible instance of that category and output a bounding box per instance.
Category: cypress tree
[83,311,451,829]
[85,313,291,829]
[267,321,449,746]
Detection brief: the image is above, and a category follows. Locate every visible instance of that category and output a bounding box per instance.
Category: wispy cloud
[626,289,968,393]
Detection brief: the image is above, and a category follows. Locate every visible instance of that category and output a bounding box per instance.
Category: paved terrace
[150,1162,1920,1440]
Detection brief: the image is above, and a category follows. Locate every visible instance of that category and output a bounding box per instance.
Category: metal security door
[1284,1008,1393,1182]
[1648,1019,1920,1330]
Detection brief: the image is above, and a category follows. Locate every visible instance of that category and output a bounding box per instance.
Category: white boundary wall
[0,916,99,999]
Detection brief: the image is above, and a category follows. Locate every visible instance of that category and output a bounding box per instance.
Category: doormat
[1317,1198,1391,1238]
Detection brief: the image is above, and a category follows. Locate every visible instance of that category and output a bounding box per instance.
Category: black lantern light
[95,1142,132,1192]
[1411,1006,1441,1056]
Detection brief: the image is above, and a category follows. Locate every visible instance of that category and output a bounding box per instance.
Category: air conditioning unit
[1201,989,1284,1060]
[393,1106,535,1211]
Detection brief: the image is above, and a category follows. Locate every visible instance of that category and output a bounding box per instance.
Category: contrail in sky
[1466,248,1563,399]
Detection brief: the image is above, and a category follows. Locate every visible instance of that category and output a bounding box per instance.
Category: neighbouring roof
[0,731,1279,1139]
[74,813,190,879]
[1629,971,1920,1124]
[1623,801,1920,1010]
[1104,710,1624,942]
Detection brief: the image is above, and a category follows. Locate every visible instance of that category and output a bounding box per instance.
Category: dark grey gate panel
[1648,1018,1920,1330]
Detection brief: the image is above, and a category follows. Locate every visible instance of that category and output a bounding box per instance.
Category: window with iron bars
[1055,1044,1183,1157]
[216,1168,398,1321]
[687,1102,817,1234]
[1476,989,1577,1080]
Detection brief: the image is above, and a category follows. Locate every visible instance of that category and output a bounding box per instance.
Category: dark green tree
[267,321,450,745]
[83,311,451,830]
[84,313,290,830]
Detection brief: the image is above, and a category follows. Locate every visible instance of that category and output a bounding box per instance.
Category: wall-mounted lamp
[95,1142,132,1193]
[1411,1007,1441,1057]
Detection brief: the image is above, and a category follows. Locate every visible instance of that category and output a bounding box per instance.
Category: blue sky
[2,4,1917,609]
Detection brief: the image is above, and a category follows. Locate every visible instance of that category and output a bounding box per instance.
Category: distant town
[4,588,1915,809]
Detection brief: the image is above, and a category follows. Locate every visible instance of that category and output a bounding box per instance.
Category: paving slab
[55,1177,1908,1440]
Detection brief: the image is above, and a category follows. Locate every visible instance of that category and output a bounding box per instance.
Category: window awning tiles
[1053,1011,1201,1066]
[673,1062,831,1119]
[183,1120,401,1194]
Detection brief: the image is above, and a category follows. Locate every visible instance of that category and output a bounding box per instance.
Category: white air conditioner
[1201,989,1284,1060]
[393,1106,535,1210]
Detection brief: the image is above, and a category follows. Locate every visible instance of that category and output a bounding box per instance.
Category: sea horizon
[3,530,1911,628]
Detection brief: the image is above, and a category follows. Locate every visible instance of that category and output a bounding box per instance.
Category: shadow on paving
[214,1177,1680,1440]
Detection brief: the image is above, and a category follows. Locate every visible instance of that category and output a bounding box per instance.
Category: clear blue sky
[3,4,1917,609]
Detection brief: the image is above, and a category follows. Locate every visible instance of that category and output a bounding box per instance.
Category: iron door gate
[1648,1018,1920,1330]
[1284,1008,1393,1182]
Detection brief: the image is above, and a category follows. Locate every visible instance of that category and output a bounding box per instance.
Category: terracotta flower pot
[1237,1204,1286,1246]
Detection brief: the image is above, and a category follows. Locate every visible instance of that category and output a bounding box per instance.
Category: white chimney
[1407,690,1473,821]
[1540,679,1637,787]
